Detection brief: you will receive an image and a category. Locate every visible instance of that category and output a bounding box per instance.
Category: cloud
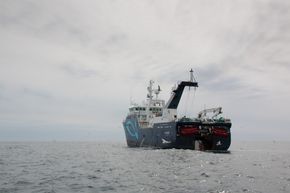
[0,0,290,141]
[22,87,53,99]
[60,63,100,78]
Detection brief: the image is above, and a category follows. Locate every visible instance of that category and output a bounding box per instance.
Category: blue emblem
[124,118,139,140]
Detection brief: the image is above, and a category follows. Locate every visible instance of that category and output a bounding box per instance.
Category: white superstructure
[127,69,199,128]
[128,80,168,128]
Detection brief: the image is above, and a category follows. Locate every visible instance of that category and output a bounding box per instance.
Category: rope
[181,87,197,118]
[184,88,190,116]
[188,87,196,117]
[193,88,197,114]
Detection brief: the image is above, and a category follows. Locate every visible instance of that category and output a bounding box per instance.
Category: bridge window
[134,107,146,111]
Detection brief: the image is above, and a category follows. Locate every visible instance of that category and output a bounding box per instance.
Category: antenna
[154,85,161,99]
[147,80,154,99]
[189,68,196,82]
[190,68,193,82]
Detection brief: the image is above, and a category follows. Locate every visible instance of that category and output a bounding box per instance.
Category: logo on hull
[124,118,139,140]
[161,138,171,144]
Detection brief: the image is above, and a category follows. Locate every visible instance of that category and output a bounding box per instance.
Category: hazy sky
[1,0,290,141]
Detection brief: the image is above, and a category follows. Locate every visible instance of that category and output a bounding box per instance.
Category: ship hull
[123,115,231,151]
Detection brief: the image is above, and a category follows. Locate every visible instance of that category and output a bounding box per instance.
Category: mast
[190,68,193,82]
[147,80,154,100]
[147,80,161,100]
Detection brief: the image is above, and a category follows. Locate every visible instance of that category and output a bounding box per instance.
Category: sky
[0,0,290,141]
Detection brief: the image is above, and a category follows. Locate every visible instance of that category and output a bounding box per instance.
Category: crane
[198,107,222,120]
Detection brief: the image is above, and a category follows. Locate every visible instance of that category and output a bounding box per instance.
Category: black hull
[123,115,231,151]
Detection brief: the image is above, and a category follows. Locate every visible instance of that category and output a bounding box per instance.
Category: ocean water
[0,141,290,193]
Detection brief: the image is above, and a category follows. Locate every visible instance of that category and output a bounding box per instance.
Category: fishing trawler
[123,69,232,151]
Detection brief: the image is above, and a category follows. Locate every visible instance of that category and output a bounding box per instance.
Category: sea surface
[0,141,290,193]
